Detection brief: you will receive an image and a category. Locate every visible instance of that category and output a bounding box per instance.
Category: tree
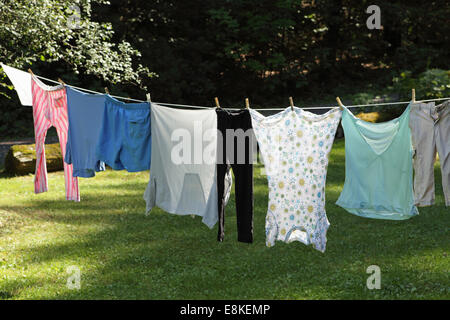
[0,0,153,137]
[0,0,153,86]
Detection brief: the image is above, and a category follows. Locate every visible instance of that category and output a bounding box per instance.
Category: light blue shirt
[336,104,419,220]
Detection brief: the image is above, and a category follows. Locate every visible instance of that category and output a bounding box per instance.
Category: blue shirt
[95,95,151,172]
[65,86,106,177]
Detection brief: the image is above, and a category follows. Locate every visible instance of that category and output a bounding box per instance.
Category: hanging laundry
[222,169,233,212]
[31,75,79,201]
[1,63,32,106]
[143,103,219,228]
[216,109,256,243]
[250,107,342,252]
[64,86,106,177]
[336,105,419,219]
[96,95,151,172]
[409,100,449,207]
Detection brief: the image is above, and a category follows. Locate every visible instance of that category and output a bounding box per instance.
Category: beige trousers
[409,100,449,206]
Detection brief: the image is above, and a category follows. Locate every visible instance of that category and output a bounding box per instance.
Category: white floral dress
[250,107,342,252]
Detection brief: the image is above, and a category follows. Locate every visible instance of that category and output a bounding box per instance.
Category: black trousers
[216,109,254,243]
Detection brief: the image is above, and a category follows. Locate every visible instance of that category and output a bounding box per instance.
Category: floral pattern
[250,107,342,252]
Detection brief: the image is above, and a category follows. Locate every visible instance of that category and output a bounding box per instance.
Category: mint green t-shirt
[336,104,419,220]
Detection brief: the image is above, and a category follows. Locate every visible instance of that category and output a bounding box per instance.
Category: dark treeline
[97,0,449,106]
[0,0,448,138]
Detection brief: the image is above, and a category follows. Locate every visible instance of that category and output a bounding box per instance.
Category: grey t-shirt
[143,103,219,228]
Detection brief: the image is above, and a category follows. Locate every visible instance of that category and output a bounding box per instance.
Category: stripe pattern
[31,77,80,201]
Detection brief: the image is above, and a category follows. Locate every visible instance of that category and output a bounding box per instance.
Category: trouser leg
[435,104,450,206]
[55,123,80,201]
[34,130,49,194]
[217,162,230,241]
[232,163,253,243]
[410,104,437,206]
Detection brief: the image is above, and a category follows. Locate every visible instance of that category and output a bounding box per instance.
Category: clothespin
[214,97,220,108]
[57,78,65,86]
[104,87,110,95]
[28,68,34,76]
[245,98,250,109]
[146,93,151,102]
[289,97,294,111]
[336,97,344,110]
[411,89,416,103]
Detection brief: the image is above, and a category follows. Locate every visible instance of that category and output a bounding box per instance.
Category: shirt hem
[145,202,217,229]
[335,200,418,220]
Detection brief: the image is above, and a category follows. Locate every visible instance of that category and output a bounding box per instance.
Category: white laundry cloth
[1,63,32,106]
[143,103,219,228]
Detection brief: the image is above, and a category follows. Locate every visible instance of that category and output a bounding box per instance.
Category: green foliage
[344,68,449,116]
[393,69,450,100]
[0,0,152,85]
[351,93,380,105]
[0,83,34,138]
[1,1,449,137]
[0,0,153,138]
[105,0,449,107]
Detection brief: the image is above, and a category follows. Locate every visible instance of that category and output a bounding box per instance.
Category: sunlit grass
[0,139,448,299]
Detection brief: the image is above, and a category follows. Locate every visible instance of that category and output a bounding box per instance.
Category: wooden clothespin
[336,97,344,110]
[57,78,65,86]
[104,87,110,95]
[411,88,416,103]
[289,96,294,111]
[214,97,220,108]
[28,68,34,76]
[146,93,152,102]
[245,98,250,109]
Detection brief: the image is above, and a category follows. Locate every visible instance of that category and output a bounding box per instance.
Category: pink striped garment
[31,76,80,201]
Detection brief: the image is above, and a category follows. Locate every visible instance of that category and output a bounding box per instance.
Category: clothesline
[35,74,213,109]
[6,65,447,251]
[34,74,450,112]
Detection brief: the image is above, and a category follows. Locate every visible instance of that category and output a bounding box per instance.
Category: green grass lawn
[0,139,448,299]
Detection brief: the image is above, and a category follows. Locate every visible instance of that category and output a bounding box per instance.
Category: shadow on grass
[0,170,23,179]
[1,138,448,299]
[14,196,448,299]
